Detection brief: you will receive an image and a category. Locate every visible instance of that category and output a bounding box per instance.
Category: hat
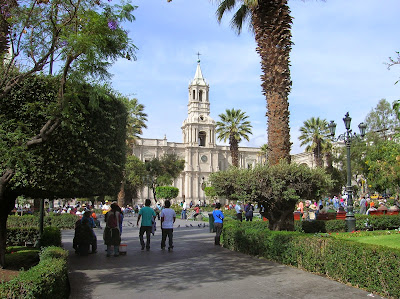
[82,204,86,207]
[310,204,317,210]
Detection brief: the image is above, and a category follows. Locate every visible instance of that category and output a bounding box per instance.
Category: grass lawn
[350,233,400,249]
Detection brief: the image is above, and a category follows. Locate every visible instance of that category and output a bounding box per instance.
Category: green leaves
[1,75,127,198]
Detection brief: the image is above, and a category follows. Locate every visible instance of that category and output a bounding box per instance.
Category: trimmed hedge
[6,227,61,247]
[292,214,400,233]
[222,221,400,298]
[0,246,69,299]
[7,214,78,229]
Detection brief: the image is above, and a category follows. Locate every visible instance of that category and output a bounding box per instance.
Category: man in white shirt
[181,201,187,219]
[160,200,176,251]
[235,201,243,222]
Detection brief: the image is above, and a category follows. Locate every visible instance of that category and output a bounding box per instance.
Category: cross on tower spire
[196,52,201,63]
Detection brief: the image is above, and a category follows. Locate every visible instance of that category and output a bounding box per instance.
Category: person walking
[103,203,122,257]
[137,199,156,251]
[212,203,224,246]
[160,200,176,251]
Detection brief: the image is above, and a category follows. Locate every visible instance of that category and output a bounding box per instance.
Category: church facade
[133,62,312,203]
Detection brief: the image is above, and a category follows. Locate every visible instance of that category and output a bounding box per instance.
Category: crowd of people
[72,199,179,257]
[295,195,400,221]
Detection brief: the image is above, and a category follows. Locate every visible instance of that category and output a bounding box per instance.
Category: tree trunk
[230,135,239,167]
[117,181,125,207]
[252,0,292,165]
[0,181,17,268]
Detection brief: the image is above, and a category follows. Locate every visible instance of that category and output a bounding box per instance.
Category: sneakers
[141,246,145,251]
[168,247,173,252]
[161,247,165,250]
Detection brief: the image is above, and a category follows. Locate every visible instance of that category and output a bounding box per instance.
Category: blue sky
[109,0,400,154]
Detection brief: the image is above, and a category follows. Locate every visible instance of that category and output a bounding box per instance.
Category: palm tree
[258,143,269,164]
[215,0,292,165]
[216,108,253,167]
[118,97,148,207]
[298,117,330,167]
[126,98,148,146]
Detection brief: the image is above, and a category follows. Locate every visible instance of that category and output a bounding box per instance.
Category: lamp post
[328,112,366,232]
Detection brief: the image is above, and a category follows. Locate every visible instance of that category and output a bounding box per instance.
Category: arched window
[198,131,206,147]
[199,90,203,101]
[192,90,195,100]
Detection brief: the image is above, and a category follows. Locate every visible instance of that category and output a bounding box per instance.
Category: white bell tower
[181,59,216,147]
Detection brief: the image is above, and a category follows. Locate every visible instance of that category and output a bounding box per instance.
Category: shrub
[293,214,400,233]
[6,227,62,247]
[222,221,400,298]
[8,214,78,229]
[5,248,40,270]
[41,227,62,247]
[6,228,38,246]
[0,247,69,299]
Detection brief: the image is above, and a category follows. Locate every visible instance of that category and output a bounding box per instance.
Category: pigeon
[185,224,189,227]
[203,223,206,228]
[177,225,180,228]
[198,224,201,227]
[190,224,193,227]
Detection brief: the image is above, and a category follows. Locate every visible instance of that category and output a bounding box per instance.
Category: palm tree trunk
[252,0,292,165]
[230,135,239,167]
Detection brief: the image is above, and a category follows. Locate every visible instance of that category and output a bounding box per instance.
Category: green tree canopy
[0,74,127,267]
[364,99,399,140]
[145,154,185,201]
[216,108,252,167]
[363,139,400,195]
[156,186,179,200]
[209,162,332,231]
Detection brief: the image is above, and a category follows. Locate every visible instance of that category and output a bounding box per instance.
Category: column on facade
[185,173,192,202]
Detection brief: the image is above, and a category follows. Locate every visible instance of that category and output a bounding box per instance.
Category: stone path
[64,216,382,299]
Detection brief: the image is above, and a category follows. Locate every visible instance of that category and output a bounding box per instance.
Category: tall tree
[145,154,185,201]
[364,99,399,140]
[216,108,252,167]
[0,0,136,219]
[258,143,269,164]
[363,139,400,195]
[0,76,127,268]
[298,117,330,167]
[118,97,147,207]
[214,0,292,165]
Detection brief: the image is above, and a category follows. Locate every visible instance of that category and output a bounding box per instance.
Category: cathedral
[133,61,263,203]
[133,61,312,204]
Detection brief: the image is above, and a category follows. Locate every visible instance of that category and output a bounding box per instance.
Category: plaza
[65,216,379,299]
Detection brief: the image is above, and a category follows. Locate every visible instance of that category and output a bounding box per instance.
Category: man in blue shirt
[212,202,224,246]
[137,199,156,251]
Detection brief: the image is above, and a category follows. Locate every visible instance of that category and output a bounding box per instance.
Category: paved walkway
[64,215,382,299]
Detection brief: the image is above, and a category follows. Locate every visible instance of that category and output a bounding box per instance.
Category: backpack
[107,212,118,228]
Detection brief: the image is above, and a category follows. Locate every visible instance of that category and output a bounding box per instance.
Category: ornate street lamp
[329,112,366,232]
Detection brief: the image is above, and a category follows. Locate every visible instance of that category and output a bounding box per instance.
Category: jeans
[107,245,119,256]
[181,210,187,219]
[161,228,173,249]
[214,222,223,245]
[139,226,152,249]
